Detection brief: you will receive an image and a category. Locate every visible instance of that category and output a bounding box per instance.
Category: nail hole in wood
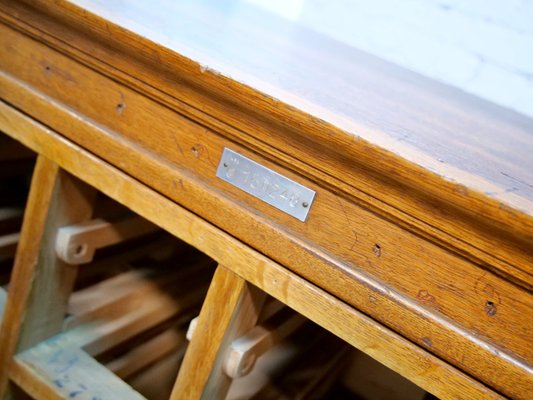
[485,300,497,316]
[115,103,125,114]
[373,244,381,257]
[75,244,85,256]
[191,146,200,158]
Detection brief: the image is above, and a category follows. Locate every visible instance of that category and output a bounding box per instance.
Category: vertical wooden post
[0,156,96,397]
[171,265,266,400]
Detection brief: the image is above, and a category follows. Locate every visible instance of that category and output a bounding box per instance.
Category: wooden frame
[0,100,503,399]
[1,0,530,283]
[0,1,530,397]
[0,46,529,397]
[0,156,96,396]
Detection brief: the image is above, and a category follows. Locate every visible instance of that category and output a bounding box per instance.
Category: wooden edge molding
[1,75,531,398]
[0,99,511,399]
[0,0,531,290]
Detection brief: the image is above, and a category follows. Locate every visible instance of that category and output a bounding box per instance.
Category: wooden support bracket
[224,308,307,378]
[55,216,159,264]
[186,316,199,341]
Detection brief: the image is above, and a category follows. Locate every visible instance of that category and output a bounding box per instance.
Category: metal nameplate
[216,148,315,221]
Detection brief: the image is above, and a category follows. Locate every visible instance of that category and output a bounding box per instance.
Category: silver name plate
[216,148,315,221]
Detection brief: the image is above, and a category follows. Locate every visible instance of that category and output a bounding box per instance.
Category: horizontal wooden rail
[0,99,505,400]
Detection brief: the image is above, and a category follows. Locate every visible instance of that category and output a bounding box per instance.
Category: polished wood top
[1,1,532,397]
[71,0,533,214]
[1,0,531,288]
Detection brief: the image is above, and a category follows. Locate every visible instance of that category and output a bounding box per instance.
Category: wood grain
[0,155,95,397]
[12,335,147,400]
[171,266,266,399]
[55,216,158,264]
[65,263,209,330]
[6,249,208,399]
[17,169,96,353]
[106,328,187,380]
[0,102,511,399]
[225,308,307,379]
[0,45,530,397]
[250,333,351,400]
[0,0,530,291]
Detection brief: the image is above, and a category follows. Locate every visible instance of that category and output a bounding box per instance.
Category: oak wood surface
[55,216,159,264]
[225,308,307,379]
[0,0,530,292]
[6,232,208,399]
[171,266,266,399]
[0,101,509,399]
[250,333,351,400]
[0,43,531,397]
[106,327,187,380]
[12,332,148,400]
[65,262,210,330]
[0,156,95,396]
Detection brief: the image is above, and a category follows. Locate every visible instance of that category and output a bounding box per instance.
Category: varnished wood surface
[66,0,533,207]
[0,0,532,397]
[0,102,505,399]
[0,0,530,292]
[172,267,265,399]
[0,41,531,397]
[0,157,95,396]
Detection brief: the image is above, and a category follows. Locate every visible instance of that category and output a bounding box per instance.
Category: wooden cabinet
[0,0,531,399]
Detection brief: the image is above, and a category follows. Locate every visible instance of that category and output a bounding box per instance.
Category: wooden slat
[171,266,267,399]
[12,339,147,400]
[0,232,19,260]
[17,169,95,351]
[0,156,95,396]
[9,267,202,400]
[80,286,206,358]
[250,333,351,400]
[106,328,187,379]
[9,362,65,400]
[72,233,181,290]
[66,258,211,329]
[0,101,507,399]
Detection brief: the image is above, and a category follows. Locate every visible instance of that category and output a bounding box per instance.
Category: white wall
[246,0,533,119]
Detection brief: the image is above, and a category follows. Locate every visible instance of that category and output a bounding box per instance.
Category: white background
[246,0,533,119]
